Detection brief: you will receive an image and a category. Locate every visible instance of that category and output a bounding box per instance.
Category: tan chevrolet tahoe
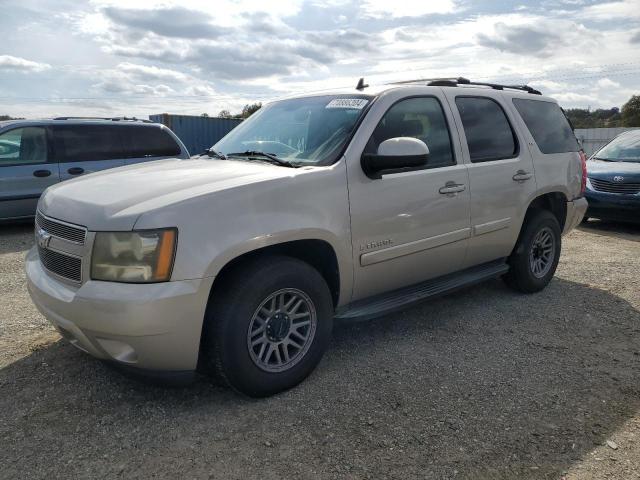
[26,77,588,397]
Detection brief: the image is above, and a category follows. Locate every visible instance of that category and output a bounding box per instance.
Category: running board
[335,259,509,321]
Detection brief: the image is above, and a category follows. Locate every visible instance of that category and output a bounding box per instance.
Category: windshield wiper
[592,157,618,162]
[203,148,227,159]
[227,150,298,168]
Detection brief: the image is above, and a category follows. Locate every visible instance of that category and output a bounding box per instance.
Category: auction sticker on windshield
[325,98,369,109]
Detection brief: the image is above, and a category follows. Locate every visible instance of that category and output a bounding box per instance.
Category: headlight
[586,177,593,190]
[91,229,177,283]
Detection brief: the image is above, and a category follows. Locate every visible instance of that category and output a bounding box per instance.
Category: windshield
[212,95,372,166]
[594,131,640,163]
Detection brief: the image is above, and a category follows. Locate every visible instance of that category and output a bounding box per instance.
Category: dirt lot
[1,221,639,479]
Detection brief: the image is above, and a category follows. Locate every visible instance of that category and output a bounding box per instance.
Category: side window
[364,97,455,167]
[121,126,181,158]
[513,99,579,154]
[455,97,517,163]
[0,127,48,165]
[52,125,124,162]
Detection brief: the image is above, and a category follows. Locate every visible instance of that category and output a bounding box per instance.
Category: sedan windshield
[594,131,640,163]
[212,95,372,166]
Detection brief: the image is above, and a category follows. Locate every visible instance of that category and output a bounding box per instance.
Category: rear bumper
[584,190,640,223]
[563,197,588,234]
[25,246,214,372]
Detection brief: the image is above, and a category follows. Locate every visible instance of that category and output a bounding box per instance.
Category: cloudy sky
[1,0,639,118]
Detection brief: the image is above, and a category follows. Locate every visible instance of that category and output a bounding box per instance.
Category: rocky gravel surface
[0,220,639,479]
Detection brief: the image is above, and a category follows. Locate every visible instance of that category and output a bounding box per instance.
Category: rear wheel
[201,255,333,397]
[503,210,561,293]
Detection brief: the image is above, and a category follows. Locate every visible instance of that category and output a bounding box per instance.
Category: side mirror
[361,137,429,179]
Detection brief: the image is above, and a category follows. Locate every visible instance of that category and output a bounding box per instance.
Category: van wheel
[503,210,561,293]
[202,255,333,397]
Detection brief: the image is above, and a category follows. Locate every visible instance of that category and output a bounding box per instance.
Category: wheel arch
[206,237,343,310]
[523,191,568,231]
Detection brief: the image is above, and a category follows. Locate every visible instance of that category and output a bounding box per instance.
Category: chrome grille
[38,246,82,283]
[590,178,640,195]
[35,212,87,245]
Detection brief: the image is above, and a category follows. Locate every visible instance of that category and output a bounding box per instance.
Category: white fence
[574,127,640,156]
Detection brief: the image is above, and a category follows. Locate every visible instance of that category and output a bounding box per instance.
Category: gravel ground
[0,220,639,479]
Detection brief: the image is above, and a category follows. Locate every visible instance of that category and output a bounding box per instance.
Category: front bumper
[584,190,640,223]
[25,247,214,372]
[563,197,588,234]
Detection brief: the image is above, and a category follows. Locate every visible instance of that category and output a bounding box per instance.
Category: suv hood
[39,157,303,230]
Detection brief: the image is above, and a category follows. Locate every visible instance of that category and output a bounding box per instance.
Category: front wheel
[503,210,562,293]
[201,255,333,397]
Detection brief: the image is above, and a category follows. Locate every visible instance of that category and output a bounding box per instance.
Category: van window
[0,127,48,165]
[513,99,579,154]
[52,125,123,162]
[364,97,454,167]
[455,97,517,162]
[121,126,181,158]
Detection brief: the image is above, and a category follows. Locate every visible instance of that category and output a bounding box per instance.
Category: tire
[503,210,562,293]
[201,255,333,397]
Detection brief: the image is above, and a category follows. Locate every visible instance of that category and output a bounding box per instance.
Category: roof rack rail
[52,116,154,123]
[387,76,542,95]
[388,77,455,85]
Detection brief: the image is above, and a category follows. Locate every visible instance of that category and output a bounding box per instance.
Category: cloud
[580,0,640,20]
[92,72,175,96]
[90,62,213,98]
[98,8,378,81]
[103,6,224,39]
[117,62,189,83]
[361,0,459,18]
[0,55,51,72]
[596,78,621,89]
[476,22,564,57]
[3,0,640,117]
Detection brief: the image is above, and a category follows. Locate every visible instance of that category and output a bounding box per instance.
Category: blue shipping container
[149,114,242,156]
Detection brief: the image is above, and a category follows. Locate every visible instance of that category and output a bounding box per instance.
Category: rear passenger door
[0,126,59,219]
[120,125,184,165]
[445,92,537,267]
[52,125,125,181]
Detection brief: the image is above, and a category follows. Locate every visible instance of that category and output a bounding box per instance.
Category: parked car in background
[26,78,587,397]
[0,118,189,221]
[584,129,640,223]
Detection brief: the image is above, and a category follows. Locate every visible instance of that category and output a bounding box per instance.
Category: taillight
[579,150,587,195]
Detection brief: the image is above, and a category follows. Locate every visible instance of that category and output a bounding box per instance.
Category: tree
[621,95,640,127]
[0,115,22,121]
[217,103,262,120]
[565,107,623,128]
[201,113,209,117]
[240,103,262,119]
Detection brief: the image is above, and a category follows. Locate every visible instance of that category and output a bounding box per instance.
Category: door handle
[439,182,466,195]
[513,170,533,182]
[33,170,51,178]
[67,167,85,175]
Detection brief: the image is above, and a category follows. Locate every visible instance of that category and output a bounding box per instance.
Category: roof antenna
[356,77,369,90]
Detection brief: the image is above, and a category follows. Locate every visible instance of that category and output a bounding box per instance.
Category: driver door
[346,92,471,301]
[0,126,59,219]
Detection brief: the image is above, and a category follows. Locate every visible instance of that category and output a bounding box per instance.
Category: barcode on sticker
[326,98,369,109]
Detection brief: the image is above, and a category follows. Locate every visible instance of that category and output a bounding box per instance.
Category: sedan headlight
[91,229,177,283]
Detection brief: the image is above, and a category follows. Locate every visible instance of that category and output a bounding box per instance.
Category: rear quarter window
[121,126,181,158]
[512,99,579,154]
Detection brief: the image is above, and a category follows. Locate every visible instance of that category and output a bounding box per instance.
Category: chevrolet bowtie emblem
[36,228,52,249]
